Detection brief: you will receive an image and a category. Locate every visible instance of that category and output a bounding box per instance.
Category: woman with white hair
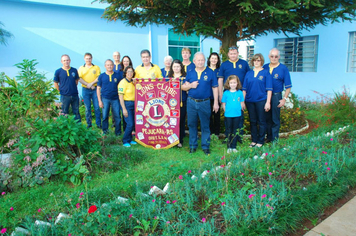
[161,55,173,79]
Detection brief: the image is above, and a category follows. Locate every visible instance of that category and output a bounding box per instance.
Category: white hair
[269,48,280,56]
[193,52,205,61]
[164,55,173,63]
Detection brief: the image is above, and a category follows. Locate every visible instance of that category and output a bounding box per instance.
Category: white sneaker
[232,148,238,153]
[227,148,232,154]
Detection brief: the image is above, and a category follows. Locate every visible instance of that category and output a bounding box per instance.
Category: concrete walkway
[304,195,356,236]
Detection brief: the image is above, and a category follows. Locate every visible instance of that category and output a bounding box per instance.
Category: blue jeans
[123,101,135,144]
[246,100,267,144]
[225,116,241,148]
[179,101,187,144]
[187,97,211,150]
[102,98,121,135]
[82,87,101,128]
[266,92,282,142]
[61,95,81,121]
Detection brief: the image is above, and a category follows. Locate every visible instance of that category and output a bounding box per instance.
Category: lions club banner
[135,78,180,149]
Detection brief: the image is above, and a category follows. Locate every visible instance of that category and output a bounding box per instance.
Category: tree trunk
[220,26,239,61]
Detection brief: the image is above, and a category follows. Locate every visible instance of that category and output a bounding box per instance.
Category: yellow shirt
[78,65,101,88]
[135,63,162,79]
[118,78,135,101]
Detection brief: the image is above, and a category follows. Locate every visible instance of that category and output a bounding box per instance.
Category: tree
[99,0,356,53]
[0,21,13,46]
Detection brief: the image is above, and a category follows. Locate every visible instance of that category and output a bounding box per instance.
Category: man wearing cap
[78,53,101,128]
[97,59,123,136]
[54,54,81,121]
[135,49,162,79]
[185,52,219,155]
[218,46,250,141]
[263,48,292,142]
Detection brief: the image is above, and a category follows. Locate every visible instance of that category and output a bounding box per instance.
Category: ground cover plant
[1,62,356,235]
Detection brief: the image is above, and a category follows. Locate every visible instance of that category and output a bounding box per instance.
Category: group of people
[53,46,291,154]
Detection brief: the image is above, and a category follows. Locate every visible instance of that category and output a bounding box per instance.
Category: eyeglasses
[254,59,261,62]
[270,55,279,58]
[228,46,238,50]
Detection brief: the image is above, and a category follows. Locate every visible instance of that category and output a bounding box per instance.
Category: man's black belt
[272,92,281,95]
[189,97,210,102]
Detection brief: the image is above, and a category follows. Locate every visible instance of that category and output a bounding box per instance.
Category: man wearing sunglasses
[263,48,292,143]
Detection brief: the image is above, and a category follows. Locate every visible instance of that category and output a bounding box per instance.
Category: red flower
[88,205,97,214]
[108,214,111,218]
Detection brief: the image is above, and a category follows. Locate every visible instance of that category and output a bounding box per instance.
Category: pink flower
[150,186,154,188]
[68,234,71,236]
[325,162,328,166]
[76,203,80,209]
[154,216,157,219]
[265,153,268,156]
[80,192,84,196]
[38,208,41,213]
[261,194,267,198]
[241,173,244,176]
[188,170,191,174]
[269,185,273,188]
[129,214,133,218]
[179,175,183,180]
[166,221,170,224]
[327,167,331,171]
[248,194,255,199]
[330,138,333,141]
[314,148,317,150]
[79,196,82,199]
[221,156,225,160]
[202,218,206,223]
[221,165,225,168]
[233,178,236,181]
[268,172,272,175]
[221,202,226,206]
[1,228,6,234]
[1,192,5,195]
[152,199,156,202]
[166,200,170,204]
[10,207,14,211]
[172,200,177,204]
[266,204,270,207]
[207,170,210,173]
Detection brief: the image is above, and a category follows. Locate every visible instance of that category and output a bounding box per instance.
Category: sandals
[255,143,263,148]
[177,143,183,148]
[249,142,257,147]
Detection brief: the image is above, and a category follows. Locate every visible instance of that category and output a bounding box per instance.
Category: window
[275,36,318,72]
[168,29,200,60]
[347,32,356,73]
[246,45,254,63]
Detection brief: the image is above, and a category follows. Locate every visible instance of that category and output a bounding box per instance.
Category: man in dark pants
[263,48,292,142]
[54,54,81,121]
[185,52,219,155]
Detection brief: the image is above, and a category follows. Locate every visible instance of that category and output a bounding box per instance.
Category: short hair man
[113,51,121,73]
[184,52,219,155]
[97,59,123,136]
[78,53,101,128]
[161,55,173,78]
[263,48,292,142]
[54,54,81,121]
[218,46,250,141]
[181,47,195,72]
[135,49,163,79]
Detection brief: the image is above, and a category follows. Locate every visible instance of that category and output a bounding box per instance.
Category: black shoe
[265,139,271,143]
[189,148,197,153]
[203,149,210,155]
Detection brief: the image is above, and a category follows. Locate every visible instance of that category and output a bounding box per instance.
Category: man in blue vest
[263,48,292,142]
[53,54,81,121]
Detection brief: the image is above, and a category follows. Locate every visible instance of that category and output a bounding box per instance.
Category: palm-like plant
[0,21,13,46]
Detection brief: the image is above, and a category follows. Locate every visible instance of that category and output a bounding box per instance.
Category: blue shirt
[186,67,218,99]
[221,90,244,117]
[242,69,273,103]
[161,68,170,78]
[263,63,292,93]
[210,67,220,99]
[184,62,195,73]
[97,72,122,100]
[53,67,79,96]
[218,59,250,86]
[113,63,121,73]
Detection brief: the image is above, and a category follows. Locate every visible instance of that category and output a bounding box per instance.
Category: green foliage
[99,0,356,49]
[325,88,356,125]
[0,21,13,46]
[55,156,89,185]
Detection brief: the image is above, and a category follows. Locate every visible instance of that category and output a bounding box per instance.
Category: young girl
[221,75,245,153]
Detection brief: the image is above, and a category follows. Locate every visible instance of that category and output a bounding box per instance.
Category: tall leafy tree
[0,21,13,46]
[98,0,356,53]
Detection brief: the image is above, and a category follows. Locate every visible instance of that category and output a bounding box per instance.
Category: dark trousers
[210,99,220,136]
[179,101,187,144]
[246,100,267,144]
[225,116,241,149]
[266,92,282,142]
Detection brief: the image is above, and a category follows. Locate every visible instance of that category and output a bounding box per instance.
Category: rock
[117,196,129,203]
[10,227,30,236]
[148,186,166,196]
[55,213,69,224]
[35,220,51,227]
[163,183,169,193]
